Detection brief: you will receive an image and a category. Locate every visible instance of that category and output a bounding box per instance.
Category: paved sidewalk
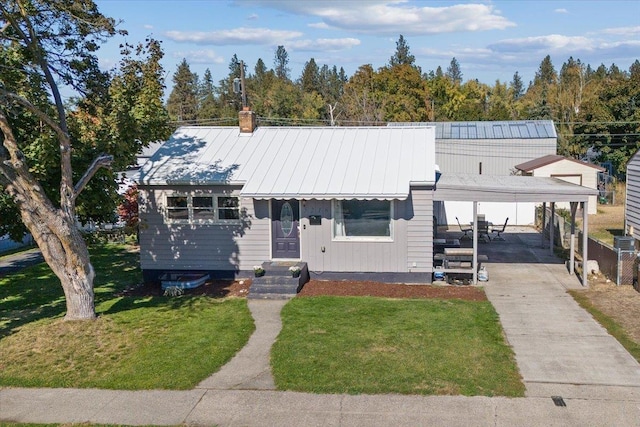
[3,229,640,425]
[0,248,43,277]
[197,299,288,390]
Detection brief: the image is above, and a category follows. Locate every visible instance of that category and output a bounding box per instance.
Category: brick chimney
[239,107,256,134]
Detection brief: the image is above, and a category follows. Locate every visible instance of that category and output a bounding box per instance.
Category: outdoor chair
[491,217,509,241]
[477,220,490,242]
[456,217,472,240]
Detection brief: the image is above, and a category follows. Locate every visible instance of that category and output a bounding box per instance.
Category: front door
[271,199,300,259]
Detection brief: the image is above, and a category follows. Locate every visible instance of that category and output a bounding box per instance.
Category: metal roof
[514,154,604,173]
[139,126,436,200]
[388,120,557,139]
[434,173,597,203]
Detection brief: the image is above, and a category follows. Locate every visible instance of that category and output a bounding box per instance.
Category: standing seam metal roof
[388,120,557,139]
[139,126,436,200]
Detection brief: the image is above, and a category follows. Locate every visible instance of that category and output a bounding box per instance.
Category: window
[166,196,189,221]
[165,194,240,223]
[333,200,392,240]
[192,196,215,220]
[218,196,240,220]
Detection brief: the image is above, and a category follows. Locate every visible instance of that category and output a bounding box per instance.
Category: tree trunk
[7,171,97,320]
[26,207,97,321]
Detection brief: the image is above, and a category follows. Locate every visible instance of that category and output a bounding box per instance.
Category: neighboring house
[116,140,166,193]
[515,154,604,215]
[391,121,558,225]
[138,111,437,282]
[625,149,640,244]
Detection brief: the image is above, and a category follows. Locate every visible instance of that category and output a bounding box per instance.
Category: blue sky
[94,0,640,89]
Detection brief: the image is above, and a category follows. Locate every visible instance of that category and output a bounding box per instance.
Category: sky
[93,0,640,90]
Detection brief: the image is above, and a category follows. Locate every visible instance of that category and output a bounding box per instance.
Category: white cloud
[98,57,118,71]
[308,22,330,29]
[241,1,515,35]
[173,50,226,65]
[554,8,568,14]
[165,26,360,53]
[420,31,640,79]
[247,13,259,20]
[288,38,361,52]
[144,24,154,30]
[165,27,303,45]
[598,26,640,36]
[489,35,594,54]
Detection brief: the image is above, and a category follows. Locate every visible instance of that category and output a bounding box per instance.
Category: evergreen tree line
[166,35,640,176]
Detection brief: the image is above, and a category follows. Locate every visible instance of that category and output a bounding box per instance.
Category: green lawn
[272,296,524,397]
[0,244,254,390]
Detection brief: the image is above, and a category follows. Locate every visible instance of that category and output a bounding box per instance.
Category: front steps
[248,261,309,299]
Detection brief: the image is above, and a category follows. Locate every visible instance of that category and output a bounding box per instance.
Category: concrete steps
[248,261,309,299]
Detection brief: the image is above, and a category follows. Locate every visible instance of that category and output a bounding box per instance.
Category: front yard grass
[0,243,254,390]
[272,296,525,396]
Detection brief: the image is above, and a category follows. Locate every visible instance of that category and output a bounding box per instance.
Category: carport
[434,173,598,286]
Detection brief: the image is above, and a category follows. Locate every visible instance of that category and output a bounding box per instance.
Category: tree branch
[73,154,114,199]
[0,89,70,146]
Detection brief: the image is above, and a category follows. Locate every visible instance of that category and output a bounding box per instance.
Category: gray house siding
[407,188,434,273]
[436,138,557,175]
[140,186,434,282]
[626,151,640,242]
[139,185,270,278]
[300,199,408,273]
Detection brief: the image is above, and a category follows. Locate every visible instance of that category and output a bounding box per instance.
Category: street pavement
[0,248,43,277]
[2,229,640,426]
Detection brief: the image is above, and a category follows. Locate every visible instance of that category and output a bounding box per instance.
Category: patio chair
[478,220,490,242]
[491,217,509,241]
[456,217,472,240]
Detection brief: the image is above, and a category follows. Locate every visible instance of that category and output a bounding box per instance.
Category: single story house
[138,111,437,282]
[515,154,604,215]
[390,121,558,225]
[138,112,596,285]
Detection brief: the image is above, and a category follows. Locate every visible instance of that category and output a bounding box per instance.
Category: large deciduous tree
[0,0,169,320]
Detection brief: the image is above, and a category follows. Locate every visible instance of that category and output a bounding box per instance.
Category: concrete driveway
[479,227,640,400]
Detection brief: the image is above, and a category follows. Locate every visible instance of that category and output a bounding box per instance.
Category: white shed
[515,155,604,215]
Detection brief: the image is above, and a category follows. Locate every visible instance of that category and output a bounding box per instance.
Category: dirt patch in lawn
[573,275,640,343]
[118,279,252,298]
[298,280,487,301]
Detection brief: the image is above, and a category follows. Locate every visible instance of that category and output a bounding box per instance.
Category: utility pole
[233,60,248,109]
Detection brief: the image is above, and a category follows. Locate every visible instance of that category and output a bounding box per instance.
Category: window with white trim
[333,199,393,240]
[165,194,240,223]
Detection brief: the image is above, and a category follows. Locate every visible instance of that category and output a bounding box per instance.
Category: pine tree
[299,58,321,93]
[166,59,198,122]
[198,68,218,121]
[534,55,557,86]
[446,57,463,85]
[274,45,290,81]
[389,35,415,67]
[510,71,524,100]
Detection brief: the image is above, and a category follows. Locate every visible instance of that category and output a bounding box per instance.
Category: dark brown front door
[271,199,300,259]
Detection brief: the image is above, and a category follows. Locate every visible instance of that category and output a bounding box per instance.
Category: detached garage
[515,155,604,215]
